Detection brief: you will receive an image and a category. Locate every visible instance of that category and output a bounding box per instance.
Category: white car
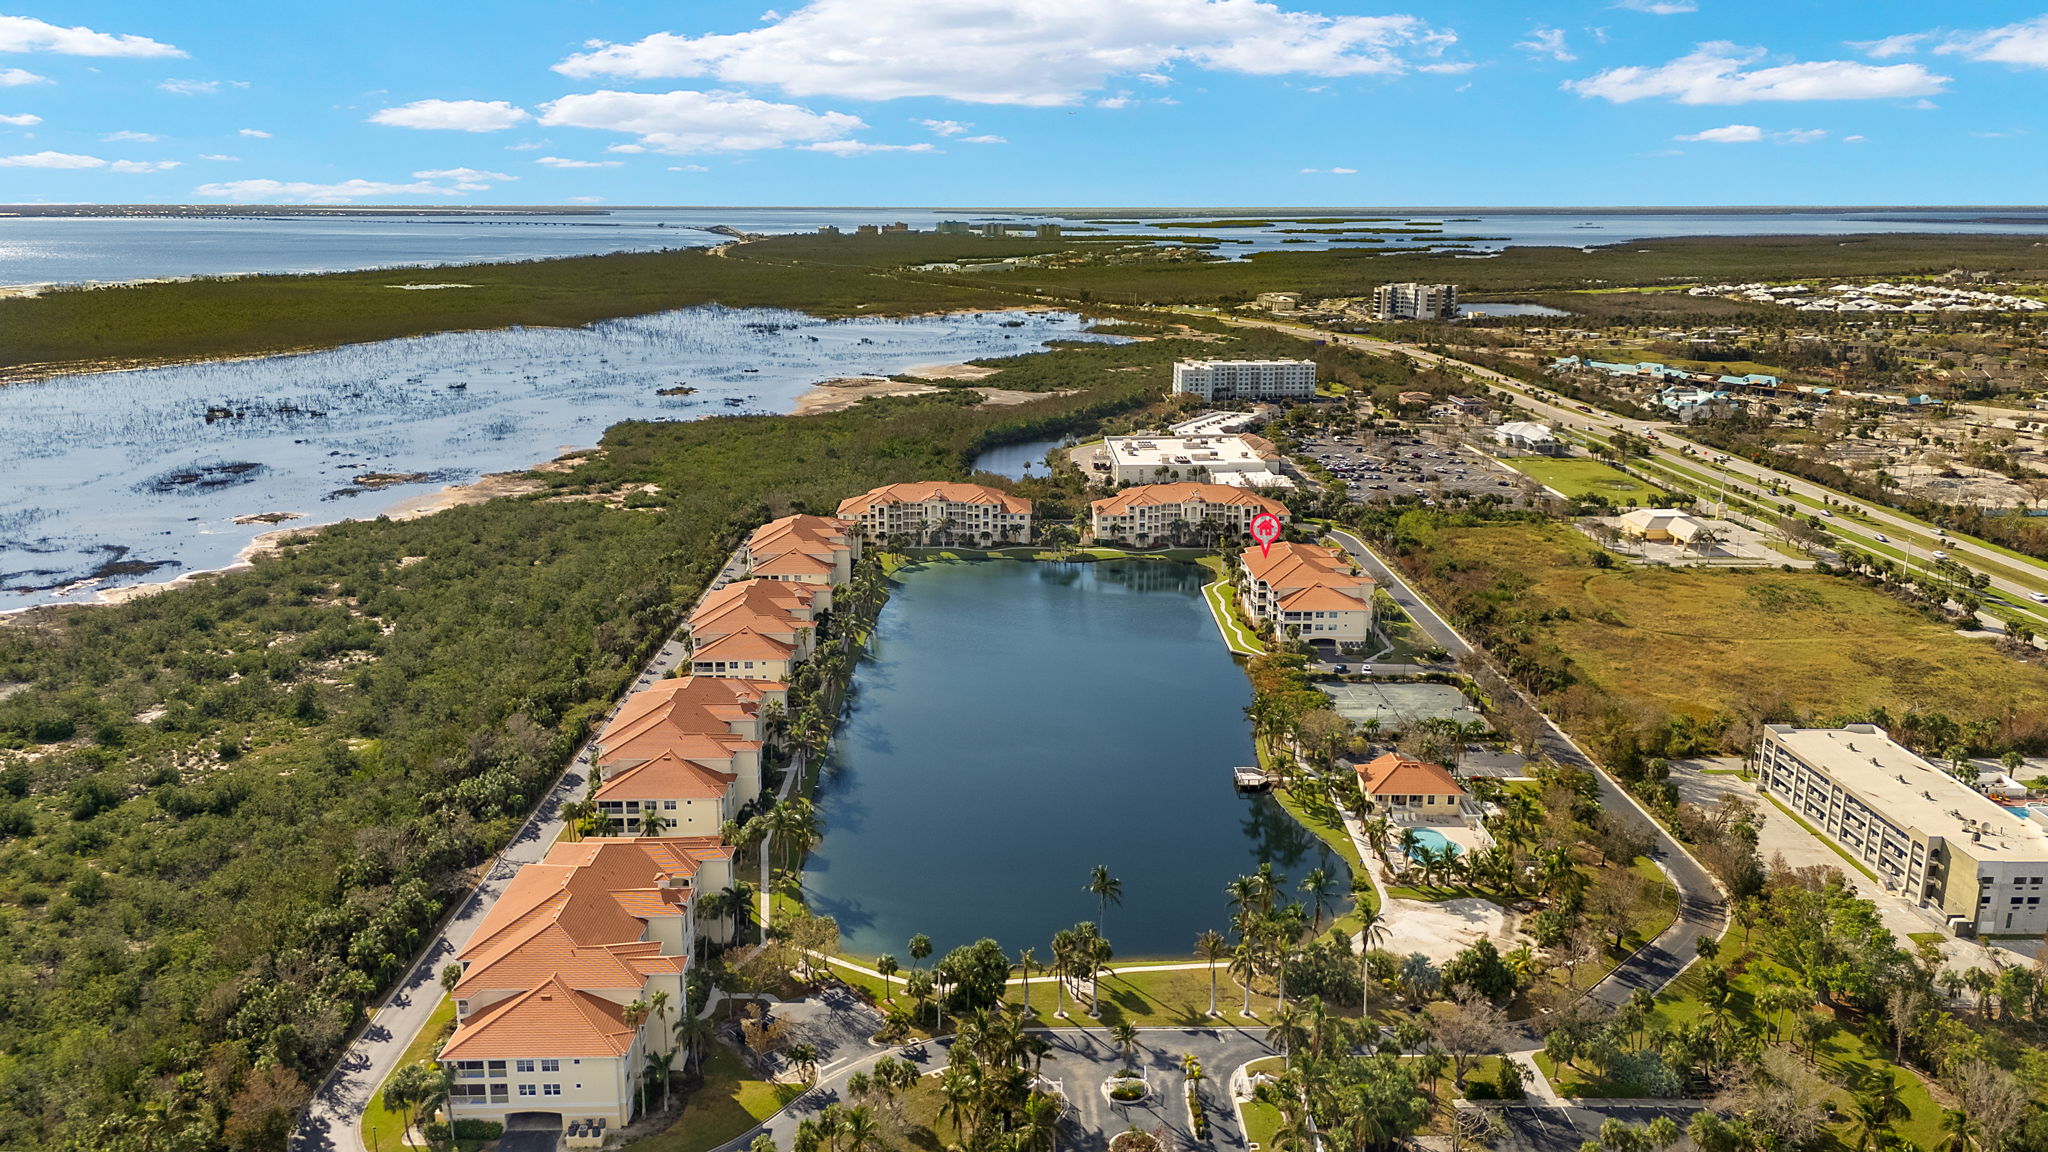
[1873,533,1889,543]
[1819,509,1834,518]
[2033,592,2048,604]
[1931,550,1949,561]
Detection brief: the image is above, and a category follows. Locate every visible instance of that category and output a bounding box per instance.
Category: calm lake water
[805,558,1344,959]
[10,207,2048,286]
[0,307,1122,607]
[970,437,1065,480]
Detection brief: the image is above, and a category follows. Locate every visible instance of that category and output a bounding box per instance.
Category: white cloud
[1851,34,1927,59]
[917,118,970,136]
[158,79,245,96]
[535,155,623,168]
[1612,0,1695,13]
[0,112,39,126]
[0,149,102,168]
[109,159,179,173]
[801,139,936,155]
[539,88,864,154]
[961,134,1006,144]
[370,99,530,132]
[1676,123,1762,142]
[667,163,708,171]
[1299,166,1357,173]
[1939,17,2048,69]
[1517,28,1574,62]
[198,153,237,161]
[553,0,1458,106]
[504,141,544,150]
[102,130,160,143]
[0,68,49,86]
[1567,42,1949,103]
[0,15,183,58]
[237,128,271,139]
[193,177,474,204]
[566,195,605,203]
[1675,123,1826,144]
[412,166,514,182]
[1843,134,1866,142]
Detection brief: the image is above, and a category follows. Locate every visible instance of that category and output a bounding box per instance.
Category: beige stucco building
[1238,541,1375,644]
[1754,724,2048,936]
[1089,482,1289,546]
[836,481,1033,545]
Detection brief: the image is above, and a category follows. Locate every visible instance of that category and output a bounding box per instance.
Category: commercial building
[1614,508,1708,542]
[1168,411,1262,437]
[1087,432,1292,488]
[1238,542,1376,643]
[440,836,734,1130]
[741,514,861,589]
[1493,421,1561,455]
[1170,358,1317,403]
[1753,724,2048,936]
[836,481,1033,545]
[1658,385,1738,422]
[1371,283,1459,322]
[1089,482,1288,545]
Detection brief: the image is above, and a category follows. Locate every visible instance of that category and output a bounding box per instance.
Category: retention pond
[806,557,1347,959]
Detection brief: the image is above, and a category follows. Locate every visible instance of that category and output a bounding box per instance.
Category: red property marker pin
[1250,512,1282,557]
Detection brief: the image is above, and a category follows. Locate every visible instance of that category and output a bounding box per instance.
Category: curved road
[1325,527,1726,1007]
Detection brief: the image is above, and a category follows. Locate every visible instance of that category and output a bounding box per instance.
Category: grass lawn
[1498,457,1668,506]
[1403,520,2048,728]
[362,995,457,1152]
[633,1044,801,1152]
[1238,1056,1287,1150]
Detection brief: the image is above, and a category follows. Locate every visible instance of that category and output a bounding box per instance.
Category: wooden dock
[1233,766,1275,791]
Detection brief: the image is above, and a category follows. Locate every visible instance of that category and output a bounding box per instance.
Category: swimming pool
[1405,827,1463,859]
[2003,805,2041,822]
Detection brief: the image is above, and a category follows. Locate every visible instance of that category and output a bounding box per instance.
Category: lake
[804,558,1346,960]
[970,437,1066,480]
[0,307,1122,608]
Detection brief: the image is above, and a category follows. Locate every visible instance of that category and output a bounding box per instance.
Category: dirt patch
[972,386,1076,405]
[379,451,593,521]
[790,376,942,415]
[903,361,1001,381]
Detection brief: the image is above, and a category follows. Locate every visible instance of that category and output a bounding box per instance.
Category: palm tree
[1086,864,1123,929]
[1049,929,1076,1018]
[623,998,651,1116]
[1356,904,1389,1023]
[1265,1004,1309,1069]
[675,1009,716,1077]
[1230,935,1260,1018]
[908,933,933,972]
[1938,1108,1978,1152]
[1195,930,1230,1018]
[788,1042,821,1084]
[1110,1022,1140,1068]
[875,954,899,1002]
[379,1062,446,1150]
[1017,947,1037,1015]
[1299,868,1336,933]
[640,809,672,837]
[648,988,675,1107]
[645,1048,677,1117]
[1850,1069,1906,1152]
[1017,1091,1062,1152]
[838,1104,883,1152]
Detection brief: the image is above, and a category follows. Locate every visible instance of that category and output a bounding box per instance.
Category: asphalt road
[1325,527,1727,1009]
[291,548,751,1152]
[1227,312,2048,630]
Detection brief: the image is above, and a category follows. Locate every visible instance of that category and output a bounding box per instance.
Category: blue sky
[1,1,2046,206]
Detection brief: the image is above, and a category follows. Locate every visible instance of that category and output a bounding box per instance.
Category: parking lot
[1293,431,1527,503]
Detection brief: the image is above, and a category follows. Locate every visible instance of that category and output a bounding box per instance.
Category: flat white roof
[1104,434,1270,470]
[1769,725,2048,857]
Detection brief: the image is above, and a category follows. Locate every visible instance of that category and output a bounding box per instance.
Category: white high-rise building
[1372,283,1460,321]
[1170,358,1316,402]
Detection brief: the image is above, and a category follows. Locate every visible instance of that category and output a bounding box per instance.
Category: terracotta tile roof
[602,677,781,749]
[689,629,796,663]
[1277,585,1372,612]
[693,578,818,621]
[1355,753,1466,797]
[837,481,1032,517]
[1240,541,1353,585]
[597,750,737,801]
[1091,482,1290,518]
[456,928,680,1000]
[459,839,718,974]
[748,515,856,558]
[441,975,638,1060]
[750,551,835,577]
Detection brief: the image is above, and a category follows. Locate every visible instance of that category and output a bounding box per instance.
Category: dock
[1233,766,1274,791]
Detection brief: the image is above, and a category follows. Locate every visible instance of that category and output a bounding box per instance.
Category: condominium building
[1086,432,1293,488]
[440,837,734,1130]
[742,514,861,590]
[1371,283,1460,322]
[836,481,1033,545]
[689,580,819,661]
[593,676,783,825]
[1238,541,1376,643]
[1170,359,1317,403]
[1753,724,2048,936]
[1089,482,1289,545]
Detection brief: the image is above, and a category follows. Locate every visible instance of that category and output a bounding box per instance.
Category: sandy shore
[790,374,1074,416]
[77,449,596,607]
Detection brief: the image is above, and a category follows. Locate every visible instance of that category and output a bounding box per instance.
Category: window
[541,1059,560,1072]
[544,1084,563,1097]
[489,1086,509,1103]
[517,1059,536,1073]
[518,1085,537,1097]
[663,801,677,810]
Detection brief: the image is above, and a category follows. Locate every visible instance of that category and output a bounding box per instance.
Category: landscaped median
[1196,556,1266,655]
